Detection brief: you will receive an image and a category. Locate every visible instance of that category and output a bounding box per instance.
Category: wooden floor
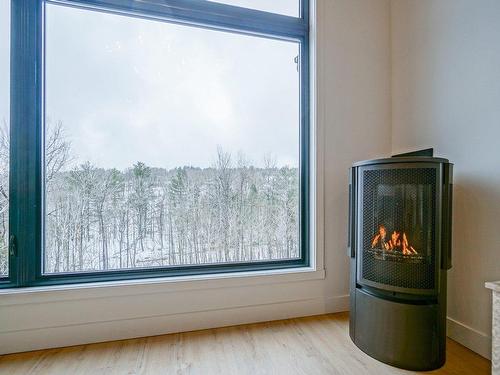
[0,312,490,375]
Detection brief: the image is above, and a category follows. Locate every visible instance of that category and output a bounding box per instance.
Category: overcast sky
[1,0,301,170]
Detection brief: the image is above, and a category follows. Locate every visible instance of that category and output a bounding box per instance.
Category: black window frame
[2,0,310,288]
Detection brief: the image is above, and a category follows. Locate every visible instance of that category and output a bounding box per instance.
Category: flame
[371,225,418,255]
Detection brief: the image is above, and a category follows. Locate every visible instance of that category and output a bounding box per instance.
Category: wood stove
[348,150,453,371]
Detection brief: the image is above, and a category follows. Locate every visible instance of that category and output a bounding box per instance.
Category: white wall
[0,0,392,354]
[320,0,392,305]
[391,0,500,359]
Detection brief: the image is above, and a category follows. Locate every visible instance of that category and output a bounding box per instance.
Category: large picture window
[4,0,310,287]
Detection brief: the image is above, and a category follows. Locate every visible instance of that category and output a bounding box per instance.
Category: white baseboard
[326,294,350,311]
[1,296,491,361]
[0,295,350,355]
[447,316,492,360]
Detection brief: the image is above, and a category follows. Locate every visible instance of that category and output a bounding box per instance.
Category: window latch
[9,234,17,257]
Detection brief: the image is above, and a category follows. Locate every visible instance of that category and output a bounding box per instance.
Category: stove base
[350,288,446,371]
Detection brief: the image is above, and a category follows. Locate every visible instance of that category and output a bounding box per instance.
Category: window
[4,0,309,287]
[0,0,9,281]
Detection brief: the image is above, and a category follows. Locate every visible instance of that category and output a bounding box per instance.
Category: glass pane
[44,4,300,273]
[361,168,437,291]
[208,0,299,17]
[0,0,10,278]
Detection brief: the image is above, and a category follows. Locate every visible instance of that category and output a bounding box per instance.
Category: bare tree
[45,120,72,184]
[0,119,72,275]
[42,138,300,273]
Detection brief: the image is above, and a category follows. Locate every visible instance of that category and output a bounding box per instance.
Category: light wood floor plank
[0,312,491,375]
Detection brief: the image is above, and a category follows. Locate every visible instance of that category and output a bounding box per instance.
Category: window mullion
[47,0,308,40]
[10,0,44,287]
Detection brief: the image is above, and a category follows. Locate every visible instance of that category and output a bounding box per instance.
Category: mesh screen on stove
[360,167,437,290]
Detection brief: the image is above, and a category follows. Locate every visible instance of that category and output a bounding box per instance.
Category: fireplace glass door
[358,165,438,293]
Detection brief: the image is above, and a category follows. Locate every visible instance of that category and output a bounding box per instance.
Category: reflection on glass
[207,0,300,17]
[44,4,301,273]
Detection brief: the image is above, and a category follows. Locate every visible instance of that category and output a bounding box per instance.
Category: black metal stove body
[348,152,453,371]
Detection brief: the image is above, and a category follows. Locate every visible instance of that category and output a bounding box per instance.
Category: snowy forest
[0,121,300,276]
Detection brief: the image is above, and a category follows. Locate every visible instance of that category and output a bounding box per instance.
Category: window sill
[0,266,325,306]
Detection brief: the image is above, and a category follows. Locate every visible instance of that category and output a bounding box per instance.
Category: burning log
[371,226,418,255]
[402,233,409,254]
[375,226,388,250]
[391,231,400,248]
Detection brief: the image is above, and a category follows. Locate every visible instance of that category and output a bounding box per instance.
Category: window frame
[4,0,310,288]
